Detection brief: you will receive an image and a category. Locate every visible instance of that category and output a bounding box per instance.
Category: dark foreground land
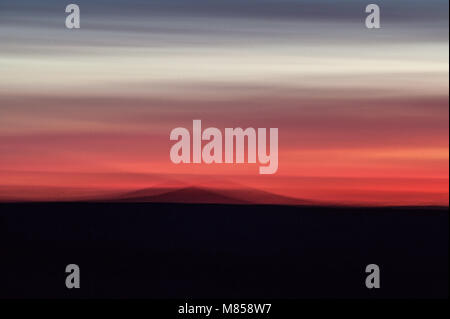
[0,203,448,298]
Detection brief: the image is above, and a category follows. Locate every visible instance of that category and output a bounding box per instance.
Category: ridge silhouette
[112,186,315,205]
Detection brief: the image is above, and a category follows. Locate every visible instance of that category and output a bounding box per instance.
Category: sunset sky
[0,0,448,205]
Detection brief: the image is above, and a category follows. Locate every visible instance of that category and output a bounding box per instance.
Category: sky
[0,0,448,205]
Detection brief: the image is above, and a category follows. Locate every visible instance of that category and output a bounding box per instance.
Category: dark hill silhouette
[108,186,315,205]
[114,187,250,204]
